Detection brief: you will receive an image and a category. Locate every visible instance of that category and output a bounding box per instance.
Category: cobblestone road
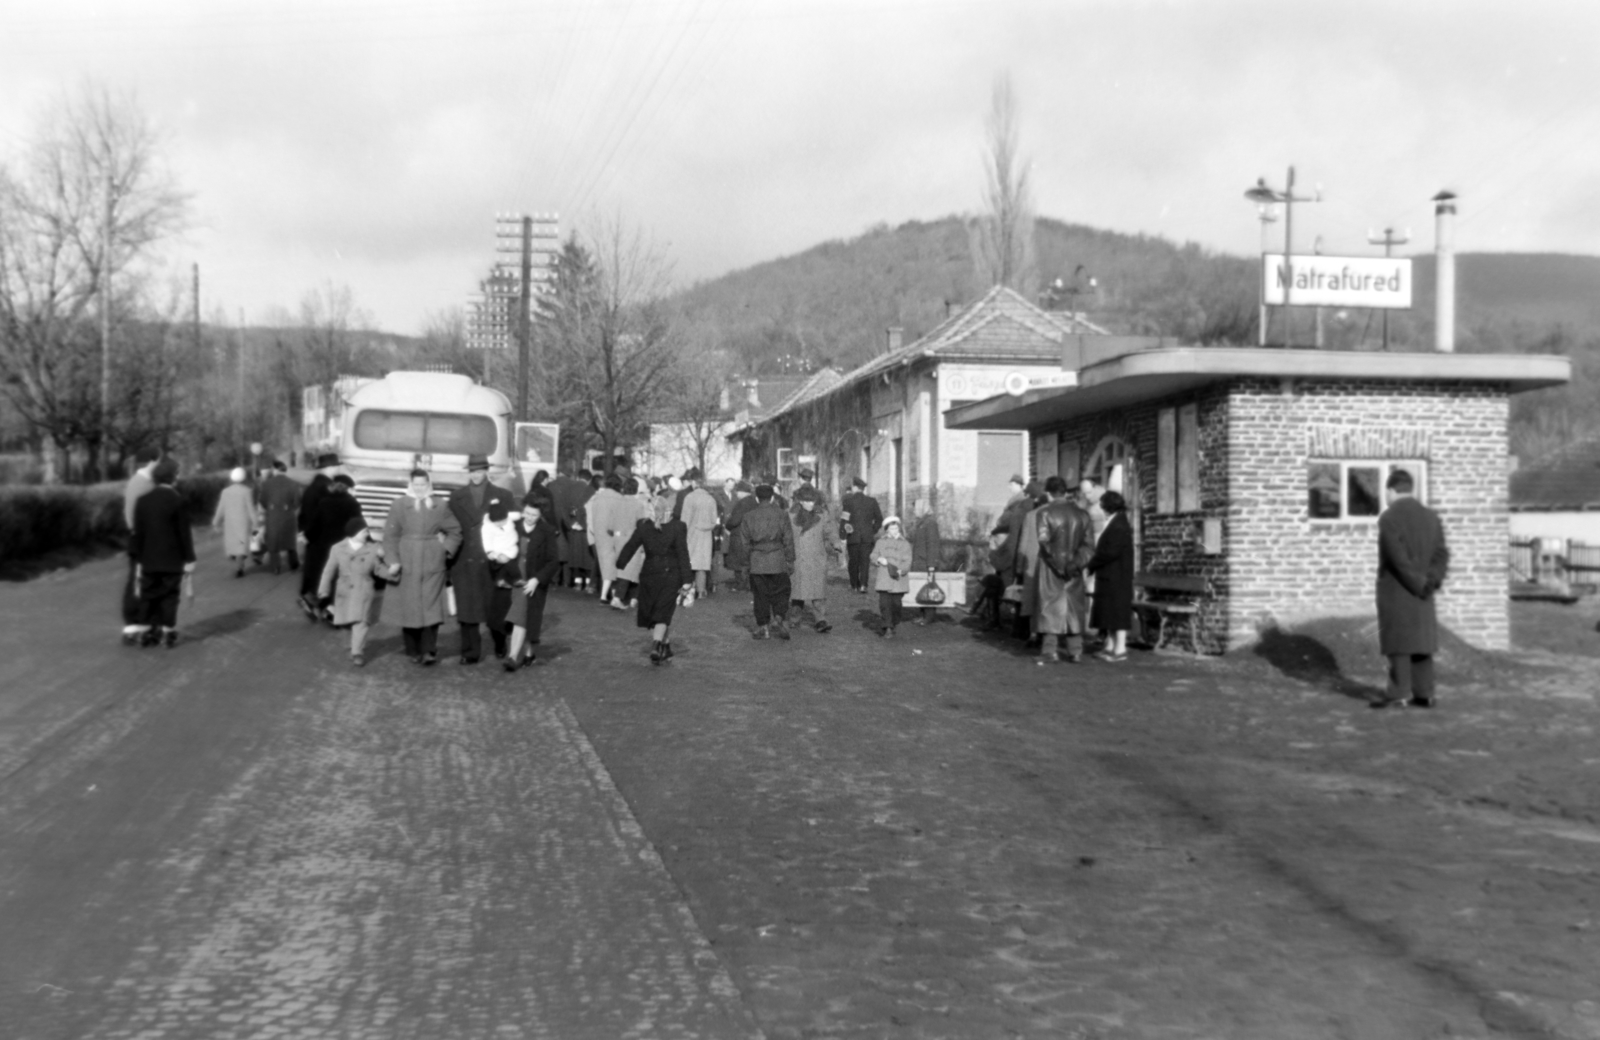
[2,540,1598,1039]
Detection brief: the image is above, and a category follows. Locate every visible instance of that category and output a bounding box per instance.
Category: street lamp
[1253,204,1278,346]
[1244,166,1320,348]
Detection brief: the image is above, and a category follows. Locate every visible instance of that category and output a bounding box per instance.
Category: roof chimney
[1433,191,1457,353]
[886,327,903,353]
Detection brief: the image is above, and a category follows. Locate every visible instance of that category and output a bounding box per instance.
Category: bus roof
[350,371,512,414]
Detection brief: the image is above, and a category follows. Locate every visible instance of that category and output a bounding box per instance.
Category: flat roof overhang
[944,348,1573,431]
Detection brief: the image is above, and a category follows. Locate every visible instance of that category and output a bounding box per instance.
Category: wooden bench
[1131,571,1209,651]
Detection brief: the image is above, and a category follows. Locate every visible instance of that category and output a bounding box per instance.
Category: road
[1,535,1597,1039]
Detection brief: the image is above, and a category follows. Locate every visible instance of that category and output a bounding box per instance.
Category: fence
[1510,537,1600,590]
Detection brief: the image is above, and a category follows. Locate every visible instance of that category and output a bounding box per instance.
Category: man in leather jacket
[1034,475,1094,662]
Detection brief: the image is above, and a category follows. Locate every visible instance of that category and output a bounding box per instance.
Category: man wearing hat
[302,474,365,621]
[257,459,302,574]
[795,466,824,505]
[742,482,795,639]
[447,453,517,663]
[839,476,883,593]
[723,479,756,591]
[297,453,343,602]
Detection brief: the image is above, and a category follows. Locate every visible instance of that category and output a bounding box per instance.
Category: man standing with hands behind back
[840,476,882,594]
[1374,469,1450,709]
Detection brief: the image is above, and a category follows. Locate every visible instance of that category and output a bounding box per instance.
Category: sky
[2,0,1596,335]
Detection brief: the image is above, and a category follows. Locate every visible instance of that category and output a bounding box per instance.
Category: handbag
[914,570,945,606]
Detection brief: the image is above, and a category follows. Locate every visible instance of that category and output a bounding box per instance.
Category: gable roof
[728,367,842,438]
[1511,433,1600,510]
[840,285,1108,387]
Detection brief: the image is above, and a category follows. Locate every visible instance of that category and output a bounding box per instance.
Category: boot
[650,640,664,664]
[662,641,674,661]
[773,619,791,640]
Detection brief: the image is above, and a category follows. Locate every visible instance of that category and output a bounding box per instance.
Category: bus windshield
[352,410,499,455]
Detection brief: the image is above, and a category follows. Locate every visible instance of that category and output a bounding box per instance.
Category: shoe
[502,654,521,672]
[882,627,895,639]
[814,621,832,634]
[121,629,141,647]
[234,567,244,579]
[353,654,365,667]
[1055,650,1082,663]
[421,652,438,666]
[1096,650,1127,662]
[163,630,179,649]
[752,625,769,640]
[1407,696,1434,708]
[140,628,162,648]
[774,623,791,641]
[1370,696,1407,710]
[662,642,673,661]
[459,655,479,666]
[650,640,664,664]
[609,598,626,610]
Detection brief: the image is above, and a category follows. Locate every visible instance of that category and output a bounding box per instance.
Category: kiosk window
[1308,460,1425,521]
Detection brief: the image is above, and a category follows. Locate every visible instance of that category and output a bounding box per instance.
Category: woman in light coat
[584,474,630,603]
[381,469,463,665]
[608,478,652,609]
[211,467,258,578]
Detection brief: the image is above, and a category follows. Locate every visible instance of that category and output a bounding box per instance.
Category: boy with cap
[319,518,386,666]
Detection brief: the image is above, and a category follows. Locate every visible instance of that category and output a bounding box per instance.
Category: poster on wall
[512,422,560,488]
[1036,432,1058,478]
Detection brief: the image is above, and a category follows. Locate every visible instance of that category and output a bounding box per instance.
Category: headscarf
[652,490,675,525]
[791,483,822,532]
[229,467,246,483]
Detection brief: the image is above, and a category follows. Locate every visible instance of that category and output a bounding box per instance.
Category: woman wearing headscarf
[615,492,694,664]
[212,467,258,578]
[907,495,943,625]
[789,484,842,633]
[381,469,463,665]
[1086,490,1135,662]
[871,515,913,638]
[503,493,561,672]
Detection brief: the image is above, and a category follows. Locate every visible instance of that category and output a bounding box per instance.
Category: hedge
[0,474,231,567]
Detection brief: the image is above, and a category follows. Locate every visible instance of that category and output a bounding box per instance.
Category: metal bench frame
[1132,571,1209,651]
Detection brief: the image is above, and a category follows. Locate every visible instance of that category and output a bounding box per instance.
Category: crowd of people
[120,451,1143,666]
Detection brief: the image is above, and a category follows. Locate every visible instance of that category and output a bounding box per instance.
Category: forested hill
[671,216,1599,462]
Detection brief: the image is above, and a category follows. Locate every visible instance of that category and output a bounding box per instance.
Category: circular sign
[1003,371,1029,396]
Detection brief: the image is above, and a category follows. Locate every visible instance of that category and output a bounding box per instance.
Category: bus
[339,371,515,531]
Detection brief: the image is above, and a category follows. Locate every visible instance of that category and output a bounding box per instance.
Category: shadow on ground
[184,608,263,642]
[1252,624,1383,701]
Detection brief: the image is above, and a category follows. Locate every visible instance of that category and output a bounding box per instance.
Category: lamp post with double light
[1244,166,1319,348]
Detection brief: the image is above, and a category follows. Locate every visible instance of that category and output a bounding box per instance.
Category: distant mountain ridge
[671,215,1599,462]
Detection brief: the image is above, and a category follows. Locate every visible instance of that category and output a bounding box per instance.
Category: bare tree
[537,218,684,475]
[974,74,1037,295]
[0,84,190,481]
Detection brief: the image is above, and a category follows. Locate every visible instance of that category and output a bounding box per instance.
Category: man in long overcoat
[789,484,842,632]
[743,483,796,639]
[546,468,590,586]
[381,470,463,665]
[840,477,883,593]
[447,454,517,664]
[1034,476,1094,663]
[129,457,195,648]
[302,476,364,620]
[1374,469,1450,708]
[723,481,756,591]
[297,453,342,600]
[257,459,302,574]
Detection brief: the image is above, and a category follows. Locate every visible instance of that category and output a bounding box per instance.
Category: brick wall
[1036,377,1512,654]
[1226,378,1509,651]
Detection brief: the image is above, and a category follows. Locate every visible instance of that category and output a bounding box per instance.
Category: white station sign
[1262,254,1413,309]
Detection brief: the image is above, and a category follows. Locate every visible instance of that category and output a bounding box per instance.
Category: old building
[947,347,1570,652]
[735,286,1107,519]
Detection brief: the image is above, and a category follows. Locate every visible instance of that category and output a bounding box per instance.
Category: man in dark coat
[988,475,1030,586]
[840,477,883,593]
[129,457,195,648]
[723,480,757,592]
[1034,476,1094,663]
[302,476,364,620]
[743,483,796,639]
[547,468,593,586]
[1373,470,1450,709]
[1086,490,1135,660]
[257,459,302,574]
[448,453,518,663]
[297,453,341,600]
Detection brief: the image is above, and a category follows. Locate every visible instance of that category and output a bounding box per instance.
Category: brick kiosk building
[945,347,1570,653]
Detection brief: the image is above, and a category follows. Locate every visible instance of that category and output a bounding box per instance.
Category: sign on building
[1262,254,1413,309]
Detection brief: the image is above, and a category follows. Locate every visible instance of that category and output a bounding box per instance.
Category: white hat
[229,467,247,483]
[883,514,902,528]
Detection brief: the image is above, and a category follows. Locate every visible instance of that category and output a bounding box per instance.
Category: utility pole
[99,166,113,480]
[519,215,532,422]
[1366,226,1410,351]
[1244,166,1320,348]
[492,212,559,416]
[237,309,245,461]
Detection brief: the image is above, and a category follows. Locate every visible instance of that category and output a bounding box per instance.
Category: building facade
[948,348,1570,653]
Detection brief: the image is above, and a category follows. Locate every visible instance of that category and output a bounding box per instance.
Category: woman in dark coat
[614,498,693,664]
[504,495,562,671]
[1086,490,1135,661]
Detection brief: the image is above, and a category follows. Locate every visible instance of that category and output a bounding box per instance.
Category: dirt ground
[558,582,1600,1038]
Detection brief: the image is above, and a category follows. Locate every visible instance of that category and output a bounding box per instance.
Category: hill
[671,217,1599,462]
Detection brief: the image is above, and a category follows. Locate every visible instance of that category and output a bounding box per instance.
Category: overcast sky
[3,0,1595,334]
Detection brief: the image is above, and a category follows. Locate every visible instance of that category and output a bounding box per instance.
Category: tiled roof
[767,367,842,418]
[1511,433,1600,510]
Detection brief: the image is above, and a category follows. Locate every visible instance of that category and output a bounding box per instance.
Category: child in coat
[318,517,386,666]
[871,516,913,638]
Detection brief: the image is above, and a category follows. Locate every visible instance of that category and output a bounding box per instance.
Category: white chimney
[1433,191,1457,353]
